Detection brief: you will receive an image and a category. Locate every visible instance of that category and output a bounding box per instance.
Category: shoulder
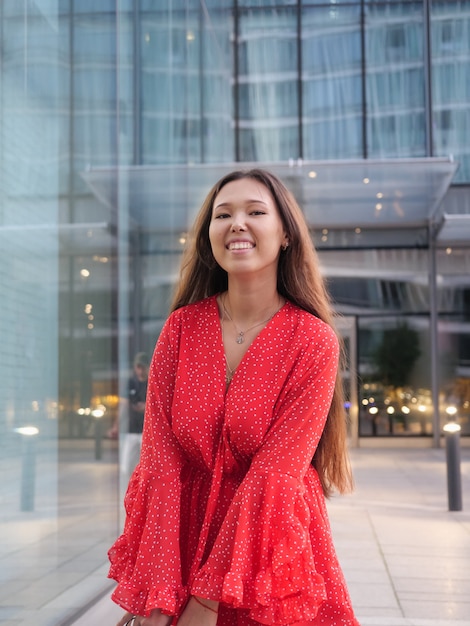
[163,296,217,336]
[284,301,336,338]
[283,302,339,352]
[168,296,216,324]
[171,295,216,318]
[153,297,217,366]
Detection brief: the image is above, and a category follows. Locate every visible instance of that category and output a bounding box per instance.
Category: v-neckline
[211,294,287,394]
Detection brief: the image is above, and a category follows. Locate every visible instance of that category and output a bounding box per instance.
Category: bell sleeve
[108,314,188,618]
[192,321,341,625]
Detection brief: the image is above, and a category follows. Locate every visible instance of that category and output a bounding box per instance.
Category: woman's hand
[116,609,173,626]
[176,596,219,626]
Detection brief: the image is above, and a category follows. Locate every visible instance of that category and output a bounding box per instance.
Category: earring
[281,241,289,251]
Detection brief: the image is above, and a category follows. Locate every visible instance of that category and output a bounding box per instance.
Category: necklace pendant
[236,332,244,344]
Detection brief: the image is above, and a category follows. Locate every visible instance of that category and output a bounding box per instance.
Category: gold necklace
[222,294,282,344]
[221,322,236,386]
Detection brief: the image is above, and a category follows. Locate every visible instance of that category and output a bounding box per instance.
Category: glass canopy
[82,157,458,237]
[436,214,470,245]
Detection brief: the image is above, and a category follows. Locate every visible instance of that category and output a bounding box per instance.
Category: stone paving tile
[325,447,470,625]
[2,445,470,625]
[361,616,469,626]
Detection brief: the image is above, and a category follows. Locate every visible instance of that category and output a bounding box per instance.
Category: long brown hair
[171,168,353,496]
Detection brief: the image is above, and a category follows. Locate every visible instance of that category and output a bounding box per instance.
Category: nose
[230,218,246,232]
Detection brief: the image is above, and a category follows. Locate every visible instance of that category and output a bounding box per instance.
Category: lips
[227,241,255,250]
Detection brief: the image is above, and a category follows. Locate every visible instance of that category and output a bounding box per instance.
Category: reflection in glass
[366,1,426,157]
[431,1,470,182]
[0,4,120,624]
[302,6,363,159]
[140,3,234,164]
[358,317,431,436]
[436,248,470,436]
[238,8,299,161]
[1,2,469,623]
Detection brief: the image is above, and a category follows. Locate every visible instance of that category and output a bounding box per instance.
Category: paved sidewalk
[328,446,470,625]
[75,446,470,626]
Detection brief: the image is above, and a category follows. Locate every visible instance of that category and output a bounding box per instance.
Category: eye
[214,212,230,219]
[250,210,266,216]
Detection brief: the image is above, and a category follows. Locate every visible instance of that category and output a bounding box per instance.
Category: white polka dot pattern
[108,296,360,625]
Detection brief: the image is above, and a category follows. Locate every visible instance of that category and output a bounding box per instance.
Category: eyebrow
[214,198,269,210]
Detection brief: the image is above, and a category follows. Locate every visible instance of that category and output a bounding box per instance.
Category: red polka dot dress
[108,296,360,625]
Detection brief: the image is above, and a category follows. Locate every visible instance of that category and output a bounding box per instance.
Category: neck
[224,279,281,326]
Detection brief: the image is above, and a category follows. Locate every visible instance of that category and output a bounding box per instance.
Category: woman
[109,169,360,626]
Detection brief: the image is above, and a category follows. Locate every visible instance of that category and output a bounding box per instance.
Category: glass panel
[319,248,430,313]
[302,6,362,158]
[0,4,120,623]
[301,0,359,4]
[239,0,298,6]
[358,316,432,436]
[201,3,235,162]
[0,4,60,619]
[314,227,429,249]
[438,316,470,436]
[73,0,117,12]
[437,248,470,435]
[2,13,71,195]
[319,243,469,441]
[431,1,470,183]
[72,12,117,190]
[139,241,184,349]
[318,248,433,438]
[116,11,134,166]
[238,8,299,161]
[365,1,426,157]
[436,248,470,315]
[336,316,359,445]
[140,3,233,164]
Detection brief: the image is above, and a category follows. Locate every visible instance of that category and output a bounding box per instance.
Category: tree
[373,322,421,388]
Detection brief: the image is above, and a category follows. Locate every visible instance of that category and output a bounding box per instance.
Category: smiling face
[208,177,288,281]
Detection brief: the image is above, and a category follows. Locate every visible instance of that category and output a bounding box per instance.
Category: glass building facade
[0,1,469,623]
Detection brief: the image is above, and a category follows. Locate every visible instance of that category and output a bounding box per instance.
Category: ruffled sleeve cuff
[107,465,187,617]
[109,580,187,618]
[191,470,327,625]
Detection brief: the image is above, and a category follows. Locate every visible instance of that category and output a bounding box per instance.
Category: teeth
[229,242,254,250]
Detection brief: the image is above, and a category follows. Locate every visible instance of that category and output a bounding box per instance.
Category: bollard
[14,426,39,512]
[95,416,103,460]
[92,406,106,460]
[443,421,462,512]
